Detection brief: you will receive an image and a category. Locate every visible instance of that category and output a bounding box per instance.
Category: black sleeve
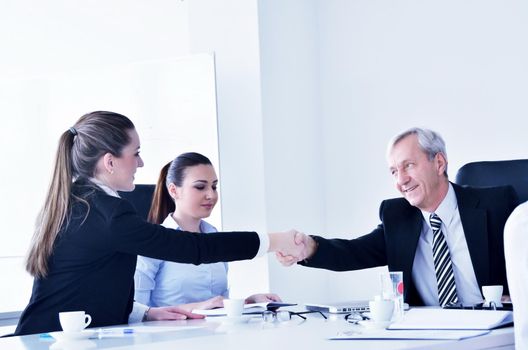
[108,199,260,265]
[299,225,388,271]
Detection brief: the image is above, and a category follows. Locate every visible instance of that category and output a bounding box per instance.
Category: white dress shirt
[504,201,528,349]
[412,183,483,306]
[134,215,229,307]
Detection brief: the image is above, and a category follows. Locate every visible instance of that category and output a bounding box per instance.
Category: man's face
[387,134,448,212]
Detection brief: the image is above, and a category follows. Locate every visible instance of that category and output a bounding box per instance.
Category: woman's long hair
[26,111,135,278]
[148,152,213,224]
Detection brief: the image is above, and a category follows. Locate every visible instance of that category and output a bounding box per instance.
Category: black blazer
[302,183,519,306]
[15,181,260,335]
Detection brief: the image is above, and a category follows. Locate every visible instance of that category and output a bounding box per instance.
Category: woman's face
[171,164,218,220]
[106,128,144,192]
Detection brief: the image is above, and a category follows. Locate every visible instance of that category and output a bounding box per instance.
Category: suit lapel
[404,209,424,271]
[389,203,423,303]
[453,184,489,288]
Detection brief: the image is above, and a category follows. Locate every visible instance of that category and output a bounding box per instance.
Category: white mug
[59,311,92,333]
[369,298,394,324]
[223,299,245,318]
[482,285,503,307]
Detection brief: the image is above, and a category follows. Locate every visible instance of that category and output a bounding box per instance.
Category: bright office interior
[0,0,527,320]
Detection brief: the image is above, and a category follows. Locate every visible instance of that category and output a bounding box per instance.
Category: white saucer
[50,339,97,350]
[52,329,96,340]
[357,320,391,329]
[483,301,503,308]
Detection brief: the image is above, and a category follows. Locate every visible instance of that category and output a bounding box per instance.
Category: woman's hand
[245,293,282,304]
[176,296,225,313]
[197,295,225,310]
[146,306,205,321]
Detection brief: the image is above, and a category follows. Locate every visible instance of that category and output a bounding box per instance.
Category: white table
[0,313,514,350]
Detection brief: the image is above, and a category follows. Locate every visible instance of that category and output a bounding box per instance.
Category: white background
[1,0,528,313]
[0,55,220,312]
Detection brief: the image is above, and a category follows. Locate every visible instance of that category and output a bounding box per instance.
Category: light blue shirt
[134,215,229,307]
[412,183,483,306]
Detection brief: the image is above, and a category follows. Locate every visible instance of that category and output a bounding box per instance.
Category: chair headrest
[455,159,528,202]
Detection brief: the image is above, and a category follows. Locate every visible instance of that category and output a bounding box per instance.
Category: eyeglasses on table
[261,310,327,323]
[344,312,370,324]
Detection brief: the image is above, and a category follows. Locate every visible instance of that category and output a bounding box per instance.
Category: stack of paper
[193,302,296,316]
[388,308,513,330]
[331,329,490,340]
[331,308,512,341]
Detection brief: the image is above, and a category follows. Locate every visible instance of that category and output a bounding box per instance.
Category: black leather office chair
[455,159,528,203]
[118,184,156,220]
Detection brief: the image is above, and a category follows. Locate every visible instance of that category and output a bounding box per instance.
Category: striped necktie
[430,213,458,307]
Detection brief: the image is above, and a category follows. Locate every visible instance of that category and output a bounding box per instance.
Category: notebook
[304,300,370,313]
[192,302,296,316]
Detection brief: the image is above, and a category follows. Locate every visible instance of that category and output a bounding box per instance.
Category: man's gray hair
[388,127,448,174]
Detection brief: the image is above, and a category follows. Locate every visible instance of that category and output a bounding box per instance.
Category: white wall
[0,0,194,312]
[2,0,528,311]
[187,0,271,298]
[258,0,330,302]
[224,0,528,303]
[0,0,190,78]
[316,0,528,301]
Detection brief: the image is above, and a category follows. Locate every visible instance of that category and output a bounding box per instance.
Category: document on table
[193,302,296,316]
[331,329,490,340]
[388,308,513,330]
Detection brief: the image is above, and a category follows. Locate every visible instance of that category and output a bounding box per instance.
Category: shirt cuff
[129,302,149,323]
[255,232,270,257]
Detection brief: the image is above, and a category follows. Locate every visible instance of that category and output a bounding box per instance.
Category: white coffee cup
[369,298,394,324]
[482,285,503,307]
[59,311,92,333]
[223,299,245,318]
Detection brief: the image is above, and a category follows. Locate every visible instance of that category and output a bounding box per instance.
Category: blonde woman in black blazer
[15,111,302,336]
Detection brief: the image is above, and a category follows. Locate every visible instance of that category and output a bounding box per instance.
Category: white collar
[161,214,216,233]
[89,177,120,198]
[421,182,457,227]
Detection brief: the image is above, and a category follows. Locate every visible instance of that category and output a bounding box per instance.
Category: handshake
[269,230,317,266]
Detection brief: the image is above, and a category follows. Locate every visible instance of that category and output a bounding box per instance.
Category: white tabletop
[0,312,514,350]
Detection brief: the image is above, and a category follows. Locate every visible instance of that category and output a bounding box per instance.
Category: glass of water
[380,271,404,320]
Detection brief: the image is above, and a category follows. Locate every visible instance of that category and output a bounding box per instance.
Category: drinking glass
[380,271,404,320]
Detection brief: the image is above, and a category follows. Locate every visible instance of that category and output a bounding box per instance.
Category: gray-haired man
[280,128,518,307]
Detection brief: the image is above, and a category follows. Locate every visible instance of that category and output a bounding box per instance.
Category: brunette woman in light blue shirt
[134,152,281,311]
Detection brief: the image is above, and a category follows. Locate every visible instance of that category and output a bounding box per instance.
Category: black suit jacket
[301,183,518,306]
[15,181,260,336]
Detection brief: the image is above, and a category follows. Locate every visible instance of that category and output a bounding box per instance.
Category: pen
[39,333,54,340]
[97,328,135,337]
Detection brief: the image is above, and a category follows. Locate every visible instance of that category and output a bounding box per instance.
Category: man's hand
[268,230,318,266]
[274,231,317,266]
[268,229,305,260]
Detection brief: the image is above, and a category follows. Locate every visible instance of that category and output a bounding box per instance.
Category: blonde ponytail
[26,131,74,278]
[26,111,135,278]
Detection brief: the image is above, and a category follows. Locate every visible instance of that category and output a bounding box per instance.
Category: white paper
[388,309,513,330]
[331,329,490,340]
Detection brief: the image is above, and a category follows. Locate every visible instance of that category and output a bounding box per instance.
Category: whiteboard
[0,54,220,312]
